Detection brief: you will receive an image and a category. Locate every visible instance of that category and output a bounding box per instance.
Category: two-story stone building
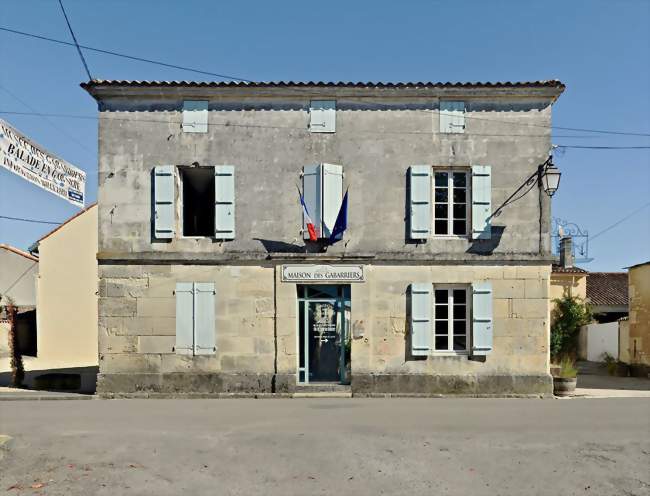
[82,79,565,396]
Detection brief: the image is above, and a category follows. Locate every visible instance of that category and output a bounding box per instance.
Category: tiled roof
[552,265,588,274]
[0,244,38,262]
[81,79,565,90]
[624,261,650,270]
[586,272,629,307]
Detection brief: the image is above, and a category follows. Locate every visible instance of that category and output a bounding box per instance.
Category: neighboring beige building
[620,261,650,375]
[0,244,39,385]
[0,244,38,308]
[550,237,588,312]
[14,204,98,392]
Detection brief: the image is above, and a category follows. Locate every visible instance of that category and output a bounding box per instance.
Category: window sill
[431,235,470,240]
[430,352,469,357]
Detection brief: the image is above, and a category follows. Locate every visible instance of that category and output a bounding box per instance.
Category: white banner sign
[0,118,86,207]
[282,264,364,283]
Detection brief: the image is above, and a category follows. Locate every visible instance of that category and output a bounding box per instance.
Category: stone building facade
[83,80,565,396]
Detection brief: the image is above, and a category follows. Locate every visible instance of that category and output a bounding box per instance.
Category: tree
[1,295,24,387]
[550,295,592,362]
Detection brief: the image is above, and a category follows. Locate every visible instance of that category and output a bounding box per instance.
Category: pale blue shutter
[321,163,343,238]
[310,100,336,133]
[194,282,216,355]
[302,164,322,239]
[175,282,194,355]
[440,101,465,133]
[154,165,175,239]
[410,283,432,356]
[409,166,432,239]
[215,165,235,240]
[471,165,492,240]
[182,100,208,133]
[471,281,493,356]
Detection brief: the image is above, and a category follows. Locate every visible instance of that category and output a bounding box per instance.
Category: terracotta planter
[553,377,577,397]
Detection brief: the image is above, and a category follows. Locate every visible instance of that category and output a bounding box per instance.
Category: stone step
[293,391,353,398]
[294,383,351,393]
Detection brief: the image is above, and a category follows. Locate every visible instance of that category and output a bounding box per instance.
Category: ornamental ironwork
[551,218,593,264]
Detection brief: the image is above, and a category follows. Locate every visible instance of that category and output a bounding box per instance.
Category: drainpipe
[272,264,278,393]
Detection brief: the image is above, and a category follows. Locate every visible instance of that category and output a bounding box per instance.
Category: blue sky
[1,0,648,270]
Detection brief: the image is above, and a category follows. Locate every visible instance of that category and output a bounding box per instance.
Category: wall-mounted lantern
[542,159,562,197]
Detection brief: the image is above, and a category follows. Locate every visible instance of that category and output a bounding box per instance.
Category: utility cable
[57,0,92,80]
[0,215,62,225]
[0,26,252,82]
[0,83,95,155]
[2,110,650,145]
[589,202,650,243]
[0,261,38,298]
[1,26,650,138]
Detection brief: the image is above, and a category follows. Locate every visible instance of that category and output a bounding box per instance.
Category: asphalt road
[1,398,649,495]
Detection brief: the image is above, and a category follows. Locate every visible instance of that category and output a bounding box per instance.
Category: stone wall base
[97,373,296,395]
[98,372,552,396]
[351,373,553,396]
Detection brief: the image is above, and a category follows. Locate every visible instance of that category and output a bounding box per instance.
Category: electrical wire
[589,202,650,243]
[1,110,650,146]
[2,25,650,138]
[554,145,650,150]
[0,261,38,298]
[0,83,95,155]
[0,26,253,83]
[57,0,92,80]
[0,215,62,225]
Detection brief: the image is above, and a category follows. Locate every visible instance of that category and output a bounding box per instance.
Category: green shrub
[551,295,592,362]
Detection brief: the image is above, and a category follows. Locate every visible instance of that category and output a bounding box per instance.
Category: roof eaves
[35,203,97,245]
[0,244,39,262]
[81,79,566,89]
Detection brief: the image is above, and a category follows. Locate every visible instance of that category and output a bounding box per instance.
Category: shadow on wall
[100,99,553,114]
[466,226,505,255]
[0,366,98,394]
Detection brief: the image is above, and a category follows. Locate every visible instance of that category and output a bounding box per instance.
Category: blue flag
[329,189,348,243]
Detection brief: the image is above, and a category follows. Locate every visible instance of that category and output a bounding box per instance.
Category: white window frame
[433,284,471,355]
[433,168,471,238]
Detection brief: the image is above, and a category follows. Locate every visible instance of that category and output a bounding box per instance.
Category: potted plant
[602,352,630,377]
[553,356,578,397]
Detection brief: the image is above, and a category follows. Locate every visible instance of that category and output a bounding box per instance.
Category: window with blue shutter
[175,282,216,356]
[408,166,432,240]
[471,281,493,356]
[410,283,432,356]
[182,100,208,133]
[153,165,176,239]
[309,100,336,133]
[471,165,492,240]
[194,282,216,355]
[440,101,465,133]
[214,166,235,240]
[175,282,194,355]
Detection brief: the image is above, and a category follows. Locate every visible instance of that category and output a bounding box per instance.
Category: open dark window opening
[180,166,215,237]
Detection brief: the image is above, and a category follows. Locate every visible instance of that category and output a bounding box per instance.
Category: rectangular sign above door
[281,264,364,283]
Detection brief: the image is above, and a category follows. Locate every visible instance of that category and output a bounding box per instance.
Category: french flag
[299,190,318,241]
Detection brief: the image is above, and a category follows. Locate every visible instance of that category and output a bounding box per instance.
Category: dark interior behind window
[180,166,215,237]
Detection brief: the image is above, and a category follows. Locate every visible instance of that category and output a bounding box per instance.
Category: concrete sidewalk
[0,387,93,401]
[575,375,650,398]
